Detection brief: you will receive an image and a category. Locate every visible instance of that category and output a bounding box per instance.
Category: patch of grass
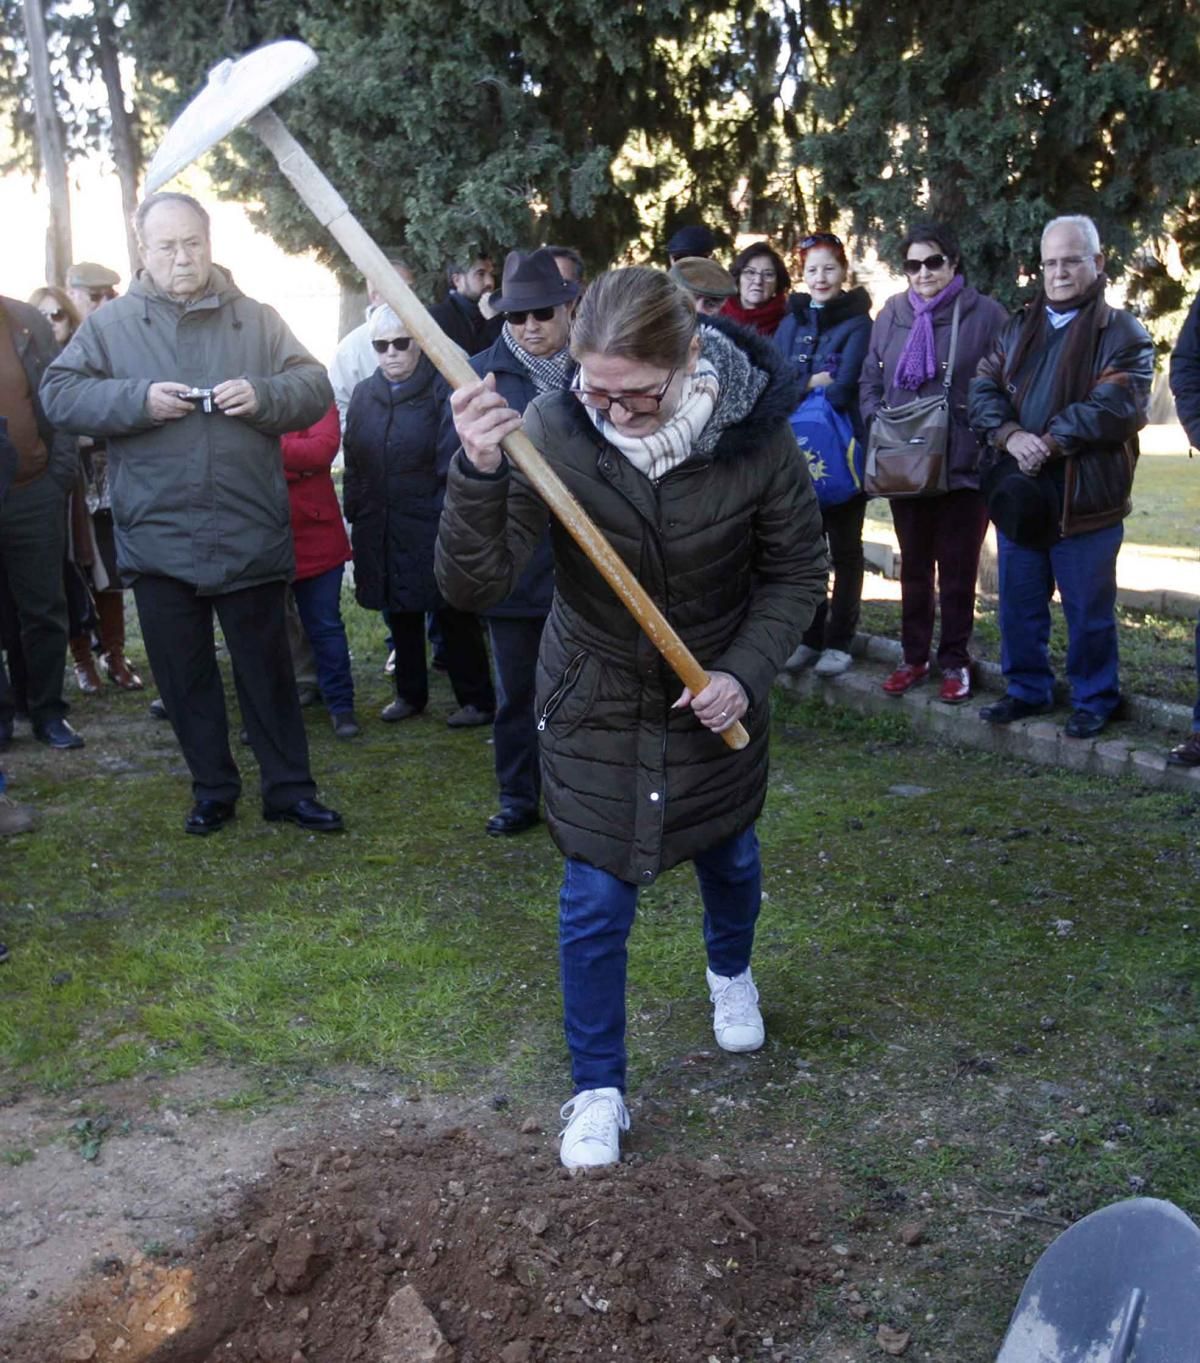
[2,1148,35,1167]
[3,613,1198,1357]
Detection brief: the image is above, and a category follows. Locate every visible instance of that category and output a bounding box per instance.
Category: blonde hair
[570,267,696,368]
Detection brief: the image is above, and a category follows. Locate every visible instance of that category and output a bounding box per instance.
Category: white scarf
[582,357,720,483]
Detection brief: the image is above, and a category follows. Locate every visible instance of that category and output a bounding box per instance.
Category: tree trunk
[21,0,72,285]
[94,4,141,276]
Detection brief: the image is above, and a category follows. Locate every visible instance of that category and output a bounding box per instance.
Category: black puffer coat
[436,323,827,883]
[343,358,446,612]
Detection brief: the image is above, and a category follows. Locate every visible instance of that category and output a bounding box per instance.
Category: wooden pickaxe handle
[248,107,749,751]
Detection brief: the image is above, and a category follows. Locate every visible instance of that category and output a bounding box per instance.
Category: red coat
[281,404,352,581]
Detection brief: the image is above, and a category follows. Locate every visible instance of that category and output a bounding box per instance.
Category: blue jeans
[997,523,1123,717]
[559,825,762,1094]
[292,565,354,716]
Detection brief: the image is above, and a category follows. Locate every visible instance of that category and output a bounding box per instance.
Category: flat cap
[669,257,736,301]
[67,262,121,290]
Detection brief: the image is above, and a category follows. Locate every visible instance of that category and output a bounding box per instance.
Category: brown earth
[2,1080,846,1363]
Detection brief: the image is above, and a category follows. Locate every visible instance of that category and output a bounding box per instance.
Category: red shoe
[882,662,929,696]
[938,666,972,704]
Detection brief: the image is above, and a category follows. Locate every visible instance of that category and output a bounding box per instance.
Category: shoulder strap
[942,297,962,392]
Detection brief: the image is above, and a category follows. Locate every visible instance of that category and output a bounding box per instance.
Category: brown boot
[96,590,144,690]
[70,635,103,695]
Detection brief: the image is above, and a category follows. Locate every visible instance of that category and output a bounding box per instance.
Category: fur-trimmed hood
[698,313,804,460]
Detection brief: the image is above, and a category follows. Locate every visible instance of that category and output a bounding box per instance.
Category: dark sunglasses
[800,232,843,250]
[371,336,412,353]
[506,306,556,325]
[42,308,67,323]
[86,288,114,303]
[904,253,947,275]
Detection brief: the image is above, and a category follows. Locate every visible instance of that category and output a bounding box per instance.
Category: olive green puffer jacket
[436,320,827,883]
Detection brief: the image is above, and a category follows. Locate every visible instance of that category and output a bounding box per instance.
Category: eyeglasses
[903,253,947,275]
[742,268,777,281]
[506,306,556,325]
[41,308,67,323]
[372,337,412,353]
[145,239,206,261]
[575,367,677,416]
[800,232,843,250]
[1041,257,1089,272]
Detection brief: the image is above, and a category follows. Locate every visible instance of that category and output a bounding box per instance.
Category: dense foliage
[6,0,1200,312]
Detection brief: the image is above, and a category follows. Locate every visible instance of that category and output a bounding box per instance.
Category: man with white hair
[329,256,416,428]
[41,191,343,834]
[969,214,1153,740]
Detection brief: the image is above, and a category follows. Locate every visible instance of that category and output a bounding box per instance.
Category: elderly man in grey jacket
[41,191,342,835]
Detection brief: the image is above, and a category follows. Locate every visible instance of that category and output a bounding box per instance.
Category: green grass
[3,635,1198,1357]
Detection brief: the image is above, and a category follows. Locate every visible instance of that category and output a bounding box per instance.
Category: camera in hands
[182,387,216,413]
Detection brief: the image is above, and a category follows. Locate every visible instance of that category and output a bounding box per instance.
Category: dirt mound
[9,1121,831,1363]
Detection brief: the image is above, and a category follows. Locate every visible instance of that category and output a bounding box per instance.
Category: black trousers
[132,574,316,810]
[387,605,495,713]
[488,615,546,814]
[802,493,866,654]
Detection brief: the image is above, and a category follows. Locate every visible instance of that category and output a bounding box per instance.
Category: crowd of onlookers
[3,203,1200,867]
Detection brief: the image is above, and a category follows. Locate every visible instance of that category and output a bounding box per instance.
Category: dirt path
[0,1067,850,1363]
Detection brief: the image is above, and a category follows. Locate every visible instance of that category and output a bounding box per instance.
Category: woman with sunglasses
[721,242,792,336]
[860,222,1008,703]
[439,267,826,1169]
[343,306,495,727]
[28,287,80,348]
[774,232,873,676]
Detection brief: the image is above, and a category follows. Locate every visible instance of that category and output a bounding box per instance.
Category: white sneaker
[559,1087,629,1170]
[707,967,765,1052]
[814,648,853,677]
[783,643,819,672]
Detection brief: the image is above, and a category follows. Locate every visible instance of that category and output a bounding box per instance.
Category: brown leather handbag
[864,298,961,498]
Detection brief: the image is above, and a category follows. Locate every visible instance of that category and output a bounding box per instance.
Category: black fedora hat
[981,454,1061,550]
[488,248,579,314]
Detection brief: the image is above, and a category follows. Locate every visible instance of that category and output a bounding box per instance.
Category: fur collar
[787,286,872,329]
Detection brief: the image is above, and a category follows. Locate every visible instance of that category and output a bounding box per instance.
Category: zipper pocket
[537,651,587,732]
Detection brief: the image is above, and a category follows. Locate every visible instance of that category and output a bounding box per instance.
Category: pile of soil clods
[14,1123,832,1363]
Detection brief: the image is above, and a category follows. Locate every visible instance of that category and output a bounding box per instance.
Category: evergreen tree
[124,0,795,282]
[799,0,1200,311]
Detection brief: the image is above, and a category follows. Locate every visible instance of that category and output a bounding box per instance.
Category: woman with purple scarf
[860,222,1008,703]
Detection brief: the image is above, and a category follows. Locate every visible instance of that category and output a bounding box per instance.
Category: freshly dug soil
[9,1119,831,1363]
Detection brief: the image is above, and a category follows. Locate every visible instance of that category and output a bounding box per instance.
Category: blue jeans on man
[559,825,761,1094]
[291,565,355,717]
[997,523,1123,717]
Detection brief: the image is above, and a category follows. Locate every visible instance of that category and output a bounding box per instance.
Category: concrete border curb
[777,660,1200,796]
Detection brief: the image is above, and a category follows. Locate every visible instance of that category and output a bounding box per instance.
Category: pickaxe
[145,40,750,750]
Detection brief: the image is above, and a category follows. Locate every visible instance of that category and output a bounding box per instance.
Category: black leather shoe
[263,798,344,832]
[1064,708,1108,739]
[185,799,236,835]
[486,807,540,837]
[979,695,1053,726]
[32,717,85,749]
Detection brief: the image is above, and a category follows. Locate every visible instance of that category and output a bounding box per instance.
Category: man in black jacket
[428,255,502,357]
[1167,290,1200,766]
[437,249,579,836]
[969,215,1153,740]
[0,296,81,751]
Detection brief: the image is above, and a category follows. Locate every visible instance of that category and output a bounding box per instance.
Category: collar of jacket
[367,354,437,403]
[131,263,241,312]
[788,285,871,329]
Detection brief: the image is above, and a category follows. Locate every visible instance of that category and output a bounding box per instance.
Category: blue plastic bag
[789,390,863,508]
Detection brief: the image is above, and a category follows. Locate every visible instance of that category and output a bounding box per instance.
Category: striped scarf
[502,323,574,394]
[581,356,721,483]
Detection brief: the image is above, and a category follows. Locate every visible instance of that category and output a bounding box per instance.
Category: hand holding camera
[145,378,259,422]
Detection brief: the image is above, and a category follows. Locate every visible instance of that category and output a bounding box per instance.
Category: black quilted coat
[435,322,827,883]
